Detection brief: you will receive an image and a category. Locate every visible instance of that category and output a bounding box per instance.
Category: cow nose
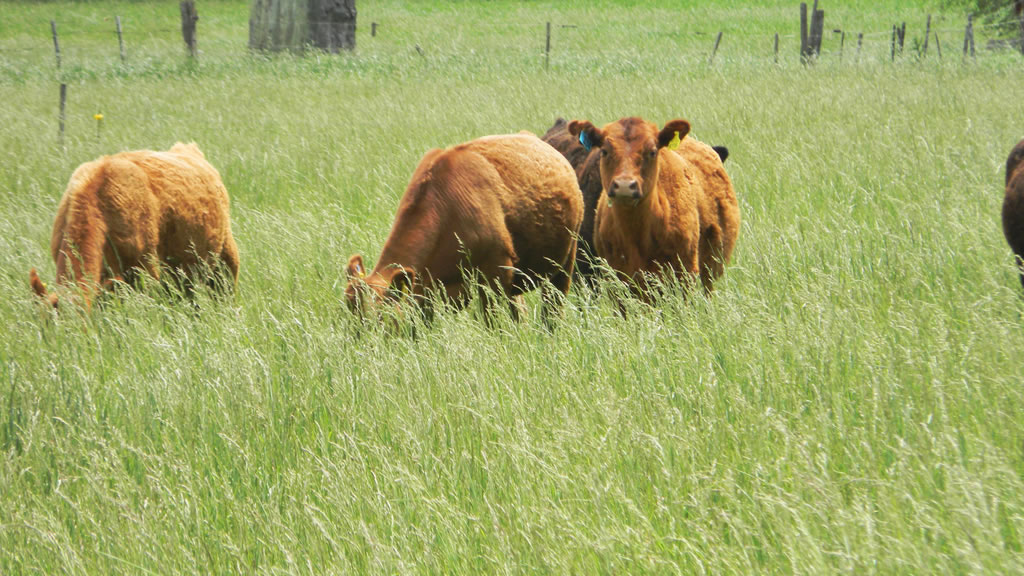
[610,178,639,198]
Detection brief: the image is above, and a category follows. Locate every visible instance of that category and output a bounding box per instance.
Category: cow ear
[347,254,365,278]
[390,268,416,297]
[568,120,605,152]
[658,120,691,149]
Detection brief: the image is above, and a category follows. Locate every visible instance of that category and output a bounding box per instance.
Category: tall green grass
[3,0,1024,573]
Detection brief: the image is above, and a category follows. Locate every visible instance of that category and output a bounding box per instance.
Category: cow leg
[699,223,726,293]
[63,222,109,312]
[220,235,240,289]
[540,240,578,329]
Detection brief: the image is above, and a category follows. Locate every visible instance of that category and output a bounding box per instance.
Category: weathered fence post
[800,3,809,63]
[922,14,931,56]
[372,22,377,37]
[838,30,845,60]
[898,22,906,54]
[116,16,126,63]
[800,1,824,64]
[708,31,723,65]
[774,32,779,63]
[935,31,942,59]
[809,3,824,58]
[1018,2,1024,56]
[180,1,198,59]
[545,21,551,70]
[891,25,896,61]
[58,83,66,148]
[51,20,61,69]
[963,14,975,60]
[857,32,863,61]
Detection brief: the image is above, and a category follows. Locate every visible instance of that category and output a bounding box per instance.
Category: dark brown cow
[30,142,239,310]
[345,132,583,320]
[567,116,739,295]
[1004,138,1024,288]
[542,118,603,278]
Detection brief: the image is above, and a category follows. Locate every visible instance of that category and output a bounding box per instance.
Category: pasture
[2,0,1024,573]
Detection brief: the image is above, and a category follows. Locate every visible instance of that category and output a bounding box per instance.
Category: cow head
[568,117,691,206]
[344,254,417,315]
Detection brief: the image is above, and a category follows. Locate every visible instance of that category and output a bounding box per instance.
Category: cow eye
[600,147,609,158]
[646,149,657,160]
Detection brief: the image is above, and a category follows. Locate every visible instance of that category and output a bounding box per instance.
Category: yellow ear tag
[358,268,365,278]
[667,131,681,150]
[400,283,410,295]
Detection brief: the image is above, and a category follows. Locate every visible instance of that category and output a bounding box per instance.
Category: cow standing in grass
[345,132,583,321]
[542,118,604,278]
[567,116,739,295]
[30,142,240,309]
[1003,138,1024,288]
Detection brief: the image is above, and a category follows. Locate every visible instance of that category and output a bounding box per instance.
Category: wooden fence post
[774,32,779,63]
[116,16,126,63]
[969,17,975,58]
[963,14,975,60]
[50,20,61,69]
[963,17,970,58]
[891,25,896,61]
[800,3,809,64]
[708,31,723,65]
[58,83,66,148]
[371,22,377,37]
[922,14,931,56]
[857,32,863,61]
[180,1,198,59]
[1018,4,1024,56]
[935,31,942,59]
[545,21,551,70]
[811,5,824,58]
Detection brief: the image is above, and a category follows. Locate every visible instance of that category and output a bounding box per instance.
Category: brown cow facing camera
[30,142,239,310]
[345,132,583,321]
[1004,138,1024,288]
[542,116,731,282]
[567,116,739,296]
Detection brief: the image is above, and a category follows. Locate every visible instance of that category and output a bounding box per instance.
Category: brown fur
[541,118,603,278]
[567,116,740,295]
[346,132,583,318]
[1004,138,1024,289]
[30,142,239,310]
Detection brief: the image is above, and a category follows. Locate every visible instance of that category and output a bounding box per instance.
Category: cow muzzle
[608,178,641,205]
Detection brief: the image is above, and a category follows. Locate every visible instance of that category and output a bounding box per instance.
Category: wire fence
[3,6,1023,74]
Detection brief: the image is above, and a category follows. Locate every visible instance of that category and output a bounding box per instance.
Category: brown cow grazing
[1003,138,1024,288]
[30,142,239,310]
[345,132,583,321]
[567,116,739,295]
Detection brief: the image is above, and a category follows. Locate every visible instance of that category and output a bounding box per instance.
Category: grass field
[3,0,1024,573]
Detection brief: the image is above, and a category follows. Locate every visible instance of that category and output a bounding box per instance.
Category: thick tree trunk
[249,0,355,53]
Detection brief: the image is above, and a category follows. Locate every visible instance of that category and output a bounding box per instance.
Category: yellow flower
[94,113,103,121]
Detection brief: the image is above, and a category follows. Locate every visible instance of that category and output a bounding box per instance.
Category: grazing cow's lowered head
[344,254,416,315]
[568,117,691,206]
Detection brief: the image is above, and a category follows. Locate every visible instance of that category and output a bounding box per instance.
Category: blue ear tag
[579,131,592,152]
